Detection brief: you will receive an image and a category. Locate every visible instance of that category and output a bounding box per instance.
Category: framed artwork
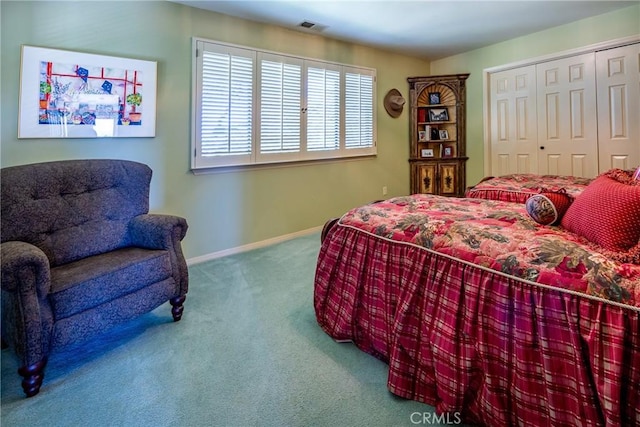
[428,108,449,122]
[439,129,449,140]
[442,144,455,158]
[428,92,441,105]
[19,45,157,138]
[421,148,434,158]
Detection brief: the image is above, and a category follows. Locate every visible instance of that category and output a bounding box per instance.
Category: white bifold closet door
[536,53,598,178]
[596,43,640,171]
[487,41,639,178]
[489,66,538,176]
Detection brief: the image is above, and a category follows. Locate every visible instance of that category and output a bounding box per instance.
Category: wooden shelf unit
[408,74,469,197]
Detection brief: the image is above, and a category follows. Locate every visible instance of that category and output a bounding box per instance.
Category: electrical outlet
[382,186,388,196]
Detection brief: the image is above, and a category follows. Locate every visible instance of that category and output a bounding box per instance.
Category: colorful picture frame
[418,130,428,142]
[19,45,157,138]
[442,144,455,158]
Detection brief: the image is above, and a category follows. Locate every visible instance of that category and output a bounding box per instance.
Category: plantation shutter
[345,69,375,149]
[191,38,377,170]
[195,41,255,167]
[258,53,302,160]
[306,62,341,152]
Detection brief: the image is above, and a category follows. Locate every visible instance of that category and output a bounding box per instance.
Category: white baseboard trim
[186,225,323,266]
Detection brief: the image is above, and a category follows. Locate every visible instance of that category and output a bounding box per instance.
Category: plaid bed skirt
[314,224,640,427]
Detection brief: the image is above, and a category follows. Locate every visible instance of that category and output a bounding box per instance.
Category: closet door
[489,66,538,176]
[596,43,640,171]
[536,53,598,177]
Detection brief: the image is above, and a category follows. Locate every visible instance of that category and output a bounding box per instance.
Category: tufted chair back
[1,159,152,267]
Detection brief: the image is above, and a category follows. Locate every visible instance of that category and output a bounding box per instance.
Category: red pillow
[561,175,640,251]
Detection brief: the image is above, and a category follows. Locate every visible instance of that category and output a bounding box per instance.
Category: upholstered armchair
[1,159,189,397]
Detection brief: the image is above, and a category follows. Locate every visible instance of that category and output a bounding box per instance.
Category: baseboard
[186,226,323,266]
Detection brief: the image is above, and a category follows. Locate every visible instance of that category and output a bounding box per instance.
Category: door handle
[539,146,545,150]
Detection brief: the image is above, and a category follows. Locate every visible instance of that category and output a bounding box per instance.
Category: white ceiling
[170,0,638,60]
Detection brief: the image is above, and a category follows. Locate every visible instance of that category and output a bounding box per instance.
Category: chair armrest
[129,214,188,250]
[128,214,189,294]
[1,241,51,296]
[1,241,54,367]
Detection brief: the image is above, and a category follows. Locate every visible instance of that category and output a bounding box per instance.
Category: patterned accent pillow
[525,190,573,225]
[561,173,640,251]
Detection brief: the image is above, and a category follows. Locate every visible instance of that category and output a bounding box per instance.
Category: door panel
[416,164,436,194]
[489,66,538,176]
[536,53,598,178]
[596,43,640,171]
[438,163,458,195]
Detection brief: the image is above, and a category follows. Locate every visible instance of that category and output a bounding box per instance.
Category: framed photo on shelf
[421,148,435,158]
[428,108,449,122]
[439,129,449,140]
[428,92,441,105]
[442,144,455,158]
[418,130,428,142]
[430,126,439,141]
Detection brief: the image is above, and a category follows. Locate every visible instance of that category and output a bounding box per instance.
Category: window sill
[191,154,377,175]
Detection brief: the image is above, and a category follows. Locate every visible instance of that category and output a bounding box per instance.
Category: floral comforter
[465,173,592,203]
[340,194,640,308]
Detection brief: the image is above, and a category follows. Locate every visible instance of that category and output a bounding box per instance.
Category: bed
[314,171,640,426]
[464,173,593,203]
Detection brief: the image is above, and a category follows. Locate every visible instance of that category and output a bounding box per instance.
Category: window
[192,39,377,170]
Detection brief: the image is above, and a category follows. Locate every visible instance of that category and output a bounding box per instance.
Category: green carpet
[1,233,460,427]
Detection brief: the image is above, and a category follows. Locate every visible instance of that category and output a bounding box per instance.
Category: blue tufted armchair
[1,159,189,397]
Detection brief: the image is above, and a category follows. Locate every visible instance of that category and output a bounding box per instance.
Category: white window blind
[306,63,341,152]
[345,69,375,149]
[258,54,302,159]
[192,38,376,170]
[195,42,255,168]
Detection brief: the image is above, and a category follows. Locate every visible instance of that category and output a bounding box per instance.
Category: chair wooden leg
[170,296,186,322]
[18,358,47,397]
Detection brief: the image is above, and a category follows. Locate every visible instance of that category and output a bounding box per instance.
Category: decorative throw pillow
[525,190,573,225]
[561,173,640,252]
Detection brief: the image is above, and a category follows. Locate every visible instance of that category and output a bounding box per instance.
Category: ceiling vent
[298,20,328,32]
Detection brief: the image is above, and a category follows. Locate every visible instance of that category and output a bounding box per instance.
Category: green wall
[430,4,640,186]
[1,1,429,259]
[4,1,637,259]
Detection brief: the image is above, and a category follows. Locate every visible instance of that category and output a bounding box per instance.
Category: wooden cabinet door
[416,164,437,194]
[438,163,458,195]
[414,162,459,196]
